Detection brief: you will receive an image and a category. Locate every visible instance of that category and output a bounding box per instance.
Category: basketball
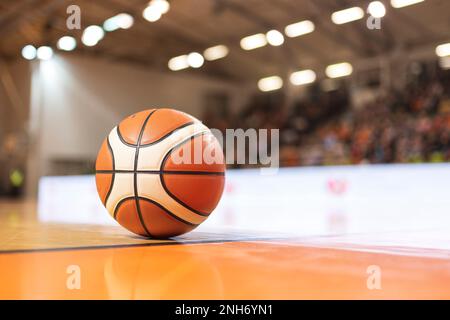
[95,108,225,238]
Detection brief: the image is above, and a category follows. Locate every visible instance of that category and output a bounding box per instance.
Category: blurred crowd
[204,64,450,167]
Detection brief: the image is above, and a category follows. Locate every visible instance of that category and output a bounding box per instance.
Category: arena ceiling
[0,0,449,82]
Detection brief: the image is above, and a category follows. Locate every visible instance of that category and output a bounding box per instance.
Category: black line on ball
[140,121,195,147]
[159,132,221,217]
[104,136,115,206]
[137,197,198,226]
[133,110,157,238]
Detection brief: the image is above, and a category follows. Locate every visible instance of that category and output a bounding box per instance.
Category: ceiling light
[368,1,386,18]
[203,45,229,61]
[284,20,315,38]
[187,52,204,68]
[435,43,450,57]
[168,55,189,71]
[290,69,316,85]
[391,0,424,8]
[143,6,162,22]
[150,0,170,15]
[326,62,353,78]
[266,30,284,46]
[104,13,134,31]
[57,36,77,51]
[258,76,283,92]
[240,33,267,50]
[21,45,37,60]
[331,7,365,24]
[37,46,54,60]
[82,25,104,46]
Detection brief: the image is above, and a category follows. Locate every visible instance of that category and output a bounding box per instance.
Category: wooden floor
[1,200,450,299]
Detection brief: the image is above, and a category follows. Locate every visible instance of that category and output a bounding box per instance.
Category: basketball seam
[159,132,222,217]
[137,197,197,227]
[113,196,135,219]
[96,169,225,176]
[133,110,156,237]
[117,120,196,148]
[140,121,196,147]
[104,137,115,206]
[116,125,138,147]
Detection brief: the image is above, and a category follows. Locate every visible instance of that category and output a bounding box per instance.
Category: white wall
[27,54,250,196]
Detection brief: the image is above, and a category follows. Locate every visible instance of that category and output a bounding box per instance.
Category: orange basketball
[95,108,225,238]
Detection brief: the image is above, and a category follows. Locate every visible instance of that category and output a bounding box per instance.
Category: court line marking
[0,237,284,255]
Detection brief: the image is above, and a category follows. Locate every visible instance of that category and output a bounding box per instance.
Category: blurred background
[0,0,449,200]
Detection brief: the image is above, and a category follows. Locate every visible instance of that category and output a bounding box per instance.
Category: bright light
[57,36,77,51]
[326,62,353,78]
[150,0,170,15]
[439,56,450,70]
[143,0,170,22]
[284,20,315,38]
[331,7,365,24]
[258,76,283,92]
[116,13,134,29]
[37,46,54,60]
[143,6,162,22]
[203,45,229,61]
[82,25,104,46]
[435,43,450,57]
[368,1,386,18]
[290,69,316,86]
[391,0,424,8]
[168,55,189,71]
[240,33,267,50]
[21,45,37,60]
[103,18,119,32]
[104,13,134,31]
[266,30,284,46]
[187,52,204,68]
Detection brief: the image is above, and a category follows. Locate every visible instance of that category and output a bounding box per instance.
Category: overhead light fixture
[390,0,424,8]
[266,30,284,46]
[258,76,283,92]
[326,62,353,78]
[21,45,37,60]
[168,55,189,71]
[36,46,54,60]
[368,1,386,18]
[331,7,365,24]
[82,25,104,46]
[143,0,170,22]
[203,45,229,61]
[104,13,134,31]
[149,0,170,15]
[240,33,267,50]
[143,6,162,22]
[435,43,450,57]
[284,20,315,38]
[187,52,204,68]
[290,69,316,86]
[57,36,77,51]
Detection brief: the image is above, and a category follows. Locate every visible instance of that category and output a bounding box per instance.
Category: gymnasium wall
[0,59,30,195]
[26,54,251,196]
